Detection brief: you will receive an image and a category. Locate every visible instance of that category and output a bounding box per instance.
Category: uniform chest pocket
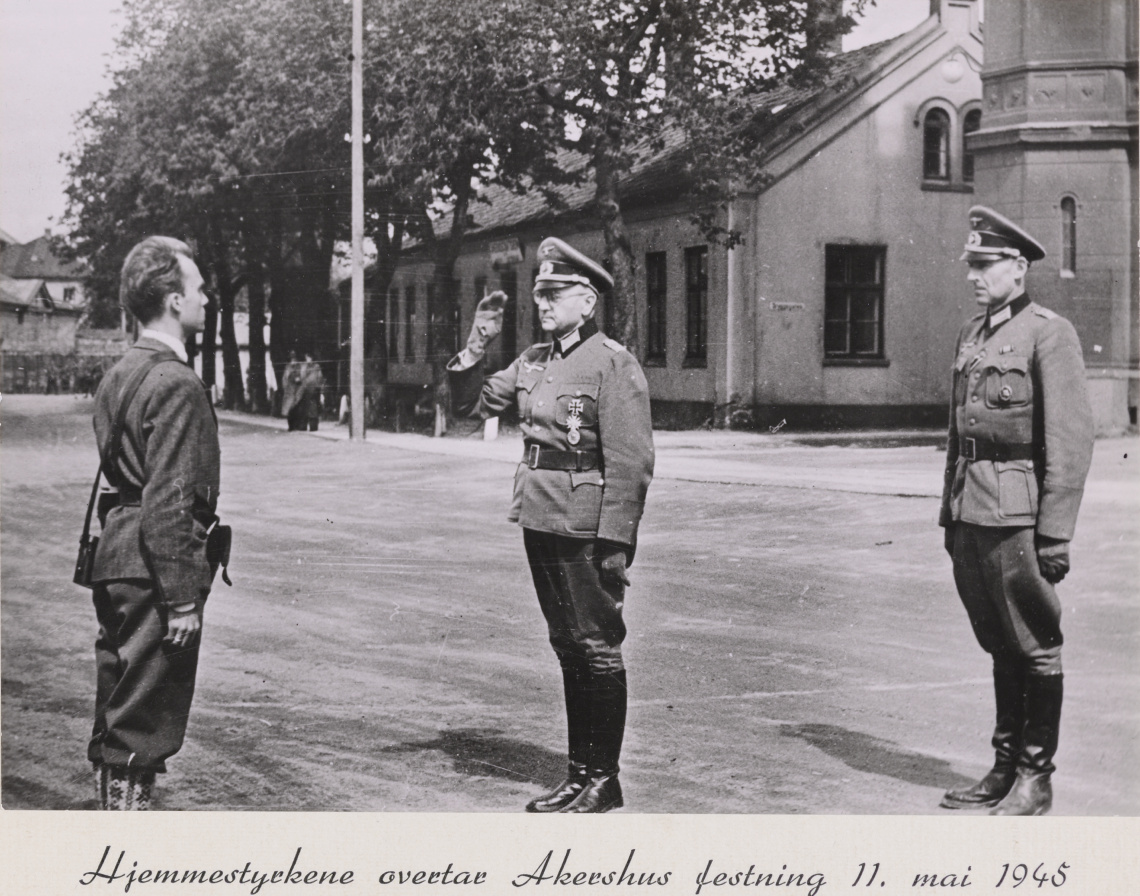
[516,369,542,396]
[555,383,600,428]
[983,356,1030,409]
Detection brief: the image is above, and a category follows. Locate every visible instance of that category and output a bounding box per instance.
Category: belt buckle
[527,444,541,469]
[962,437,976,461]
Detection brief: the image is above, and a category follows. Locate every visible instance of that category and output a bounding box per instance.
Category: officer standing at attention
[938,207,1094,816]
[88,236,222,809]
[448,237,654,813]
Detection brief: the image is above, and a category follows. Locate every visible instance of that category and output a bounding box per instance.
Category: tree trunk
[207,217,246,409]
[429,180,474,436]
[242,224,270,414]
[593,137,639,355]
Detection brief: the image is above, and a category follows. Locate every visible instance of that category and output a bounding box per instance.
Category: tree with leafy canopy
[62,0,266,407]
[363,0,567,429]
[528,0,868,354]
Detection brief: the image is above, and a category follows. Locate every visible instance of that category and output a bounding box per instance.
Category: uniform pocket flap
[569,469,604,489]
[516,372,541,393]
[556,382,601,400]
[983,355,1029,374]
[556,382,601,426]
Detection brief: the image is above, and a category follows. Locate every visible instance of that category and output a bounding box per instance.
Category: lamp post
[349,0,365,439]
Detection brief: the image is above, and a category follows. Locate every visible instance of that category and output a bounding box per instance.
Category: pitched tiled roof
[0,273,52,309]
[0,235,86,280]
[451,36,903,241]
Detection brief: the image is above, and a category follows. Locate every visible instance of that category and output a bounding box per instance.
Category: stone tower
[969,0,1139,432]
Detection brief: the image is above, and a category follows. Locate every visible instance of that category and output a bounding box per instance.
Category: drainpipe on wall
[723,201,738,428]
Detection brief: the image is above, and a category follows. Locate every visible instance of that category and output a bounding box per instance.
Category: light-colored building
[375,0,1137,433]
[0,231,89,391]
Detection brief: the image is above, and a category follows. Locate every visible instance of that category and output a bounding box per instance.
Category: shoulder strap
[80,354,180,543]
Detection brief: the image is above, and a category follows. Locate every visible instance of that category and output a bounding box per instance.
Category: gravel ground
[2,394,1137,814]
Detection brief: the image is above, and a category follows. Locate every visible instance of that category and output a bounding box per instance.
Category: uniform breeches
[89,580,200,772]
[951,524,1062,674]
[523,529,626,674]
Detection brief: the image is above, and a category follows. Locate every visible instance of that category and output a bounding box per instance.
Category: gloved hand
[465,291,507,358]
[943,525,956,558]
[1036,536,1070,584]
[598,545,631,587]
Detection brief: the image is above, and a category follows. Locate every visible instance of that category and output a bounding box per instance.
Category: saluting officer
[448,237,654,813]
[938,207,1094,816]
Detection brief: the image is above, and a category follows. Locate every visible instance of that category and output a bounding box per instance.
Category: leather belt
[524,444,600,471]
[959,437,1035,462]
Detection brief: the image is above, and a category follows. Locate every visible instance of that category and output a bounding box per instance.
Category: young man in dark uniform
[938,207,1095,815]
[89,236,221,809]
[449,237,654,813]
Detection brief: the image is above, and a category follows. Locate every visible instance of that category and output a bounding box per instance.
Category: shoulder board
[602,338,625,352]
[1032,305,1058,320]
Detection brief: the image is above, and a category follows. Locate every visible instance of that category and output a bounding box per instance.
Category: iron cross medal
[567,398,584,445]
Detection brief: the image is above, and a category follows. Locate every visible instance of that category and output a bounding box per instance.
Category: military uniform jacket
[91,338,221,606]
[450,321,654,547]
[939,295,1094,541]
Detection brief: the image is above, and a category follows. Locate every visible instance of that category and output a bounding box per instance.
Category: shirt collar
[985,293,1030,333]
[140,328,189,363]
[555,318,598,357]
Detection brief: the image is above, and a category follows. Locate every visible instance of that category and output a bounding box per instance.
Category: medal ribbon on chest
[567,398,584,446]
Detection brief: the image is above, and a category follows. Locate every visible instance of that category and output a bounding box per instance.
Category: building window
[404,284,416,361]
[17,308,26,325]
[63,286,76,303]
[962,108,981,182]
[387,288,399,359]
[1061,196,1077,276]
[824,245,886,359]
[684,246,708,366]
[923,108,951,181]
[645,251,667,365]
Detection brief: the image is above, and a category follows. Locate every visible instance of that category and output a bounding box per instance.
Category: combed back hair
[119,236,194,324]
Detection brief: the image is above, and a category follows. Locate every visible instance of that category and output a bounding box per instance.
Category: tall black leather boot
[563,669,626,813]
[527,660,590,812]
[941,662,1025,809]
[991,673,1062,816]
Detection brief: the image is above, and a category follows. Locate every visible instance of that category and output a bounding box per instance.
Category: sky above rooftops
[0,0,931,246]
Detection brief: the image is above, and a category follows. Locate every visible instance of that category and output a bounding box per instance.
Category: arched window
[962,108,981,182]
[1061,197,1077,275]
[923,109,951,180]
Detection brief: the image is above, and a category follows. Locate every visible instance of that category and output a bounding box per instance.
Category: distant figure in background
[281,351,303,430]
[300,353,325,432]
[938,207,1095,816]
[282,351,324,432]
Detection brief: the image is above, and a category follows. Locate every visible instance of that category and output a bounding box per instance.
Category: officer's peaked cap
[534,237,613,293]
[961,205,1046,263]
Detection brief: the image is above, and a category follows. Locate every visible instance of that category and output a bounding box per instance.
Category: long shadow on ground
[780,722,974,790]
[379,728,563,785]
